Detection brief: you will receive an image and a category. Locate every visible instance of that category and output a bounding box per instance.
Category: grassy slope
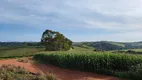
[121,49,142,52]
[107,42,125,47]
[0,46,95,58]
[1,44,142,59]
[40,46,95,54]
[131,49,142,52]
[74,41,142,51]
[0,47,44,58]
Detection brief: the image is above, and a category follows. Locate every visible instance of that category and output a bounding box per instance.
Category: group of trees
[0,29,72,51]
[41,29,72,51]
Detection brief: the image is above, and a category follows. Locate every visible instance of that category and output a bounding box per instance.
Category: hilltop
[73,41,142,51]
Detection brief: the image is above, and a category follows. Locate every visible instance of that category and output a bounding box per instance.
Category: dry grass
[0,64,59,80]
[17,58,29,63]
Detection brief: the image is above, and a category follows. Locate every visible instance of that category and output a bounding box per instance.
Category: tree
[41,29,72,51]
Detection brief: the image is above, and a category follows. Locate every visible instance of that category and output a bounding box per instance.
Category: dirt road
[0,58,123,80]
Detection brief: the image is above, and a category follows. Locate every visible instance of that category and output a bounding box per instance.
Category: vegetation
[115,63,142,79]
[0,46,94,59]
[74,41,142,51]
[0,42,42,48]
[0,64,58,80]
[1,41,142,52]
[1,36,142,80]
[112,49,142,54]
[37,47,95,55]
[34,52,142,80]
[17,58,29,63]
[0,47,44,58]
[73,41,125,51]
[41,29,72,51]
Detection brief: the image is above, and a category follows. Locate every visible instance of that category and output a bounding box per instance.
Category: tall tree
[41,29,72,51]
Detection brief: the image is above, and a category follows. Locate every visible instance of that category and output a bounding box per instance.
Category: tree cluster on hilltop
[41,29,72,51]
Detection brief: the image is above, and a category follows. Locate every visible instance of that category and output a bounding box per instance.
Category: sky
[0,0,142,42]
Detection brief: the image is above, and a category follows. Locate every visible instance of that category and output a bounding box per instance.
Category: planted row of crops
[34,52,142,73]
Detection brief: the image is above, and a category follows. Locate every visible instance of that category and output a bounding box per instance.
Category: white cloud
[72,31,142,42]
[0,0,142,41]
[86,20,142,32]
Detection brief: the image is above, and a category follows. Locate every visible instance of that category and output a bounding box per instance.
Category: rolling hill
[1,41,142,51]
[73,41,142,51]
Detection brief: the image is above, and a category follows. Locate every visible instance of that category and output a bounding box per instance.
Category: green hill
[73,41,142,51]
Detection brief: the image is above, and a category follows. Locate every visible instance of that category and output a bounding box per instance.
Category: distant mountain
[73,41,142,51]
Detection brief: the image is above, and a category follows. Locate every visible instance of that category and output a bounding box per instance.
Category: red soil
[0,58,123,80]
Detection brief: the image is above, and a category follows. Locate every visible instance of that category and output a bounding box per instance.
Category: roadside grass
[0,64,58,80]
[17,58,29,63]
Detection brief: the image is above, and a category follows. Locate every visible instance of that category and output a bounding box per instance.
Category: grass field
[123,49,142,52]
[1,45,142,58]
[0,47,44,58]
[111,49,142,55]
[40,46,95,54]
[0,46,95,58]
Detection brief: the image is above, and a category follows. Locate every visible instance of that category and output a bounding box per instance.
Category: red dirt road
[0,58,123,80]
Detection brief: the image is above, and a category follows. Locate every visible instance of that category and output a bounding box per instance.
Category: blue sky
[0,0,142,42]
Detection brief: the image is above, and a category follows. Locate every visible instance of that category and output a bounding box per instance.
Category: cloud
[86,20,142,32]
[71,31,142,42]
[0,0,142,41]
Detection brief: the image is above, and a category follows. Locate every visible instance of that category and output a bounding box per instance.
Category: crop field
[34,52,142,80]
[1,45,142,80]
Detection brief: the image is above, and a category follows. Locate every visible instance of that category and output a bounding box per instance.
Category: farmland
[0,47,44,58]
[1,0,142,79]
[34,52,142,80]
[1,42,142,80]
[0,45,95,58]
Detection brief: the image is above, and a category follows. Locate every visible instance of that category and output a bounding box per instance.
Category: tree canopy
[41,29,72,51]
